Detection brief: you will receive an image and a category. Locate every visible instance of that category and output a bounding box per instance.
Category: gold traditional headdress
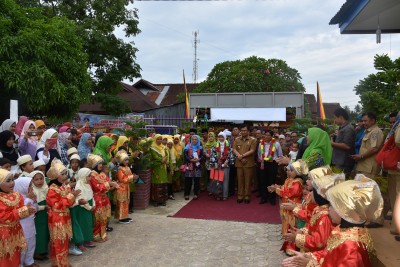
[87,154,103,169]
[308,165,332,181]
[0,169,13,185]
[312,172,345,199]
[115,150,129,164]
[326,174,383,224]
[290,160,309,176]
[46,159,67,180]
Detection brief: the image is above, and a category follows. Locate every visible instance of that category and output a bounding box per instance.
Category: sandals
[184,196,189,200]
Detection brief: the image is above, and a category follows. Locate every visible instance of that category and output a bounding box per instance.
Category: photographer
[331,108,355,178]
[18,120,39,159]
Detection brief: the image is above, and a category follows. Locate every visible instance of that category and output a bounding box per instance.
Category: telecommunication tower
[192,31,200,84]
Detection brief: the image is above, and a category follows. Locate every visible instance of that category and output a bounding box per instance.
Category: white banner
[10,100,18,122]
[210,108,286,121]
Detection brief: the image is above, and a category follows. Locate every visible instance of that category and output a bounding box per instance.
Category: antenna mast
[192,30,200,84]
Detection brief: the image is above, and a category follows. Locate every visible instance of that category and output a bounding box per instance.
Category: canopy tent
[210,108,286,122]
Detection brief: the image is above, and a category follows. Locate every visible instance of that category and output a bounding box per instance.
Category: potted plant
[121,120,153,209]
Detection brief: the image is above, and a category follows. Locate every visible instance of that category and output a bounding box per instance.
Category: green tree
[0,0,91,118]
[194,56,305,93]
[354,54,400,120]
[17,0,142,115]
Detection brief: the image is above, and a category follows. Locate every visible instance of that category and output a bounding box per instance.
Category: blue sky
[118,0,400,110]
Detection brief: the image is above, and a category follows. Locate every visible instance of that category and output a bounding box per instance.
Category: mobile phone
[28,131,38,136]
[47,138,58,149]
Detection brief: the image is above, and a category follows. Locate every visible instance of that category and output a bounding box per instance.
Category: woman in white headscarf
[35,129,61,171]
[209,132,233,200]
[0,119,16,133]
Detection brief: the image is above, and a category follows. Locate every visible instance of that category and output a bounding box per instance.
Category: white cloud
[123,0,400,109]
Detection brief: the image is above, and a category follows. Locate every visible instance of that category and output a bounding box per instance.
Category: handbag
[375,135,400,170]
[210,168,224,182]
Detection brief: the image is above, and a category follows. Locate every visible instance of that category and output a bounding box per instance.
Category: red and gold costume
[293,192,318,224]
[0,190,29,267]
[90,170,111,241]
[295,204,334,252]
[114,165,134,220]
[307,226,375,267]
[275,177,303,253]
[46,183,75,267]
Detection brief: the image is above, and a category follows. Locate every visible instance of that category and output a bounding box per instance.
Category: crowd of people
[0,107,399,267]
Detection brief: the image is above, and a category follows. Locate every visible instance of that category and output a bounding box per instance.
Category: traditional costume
[305,174,382,267]
[172,135,183,192]
[114,150,134,220]
[149,134,169,206]
[209,132,232,199]
[46,159,75,267]
[74,168,95,244]
[295,167,344,253]
[88,154,111,242]
[30,170,50,256]
[0,169,30,267]
[275,160,306,254]
[14,176,38,267]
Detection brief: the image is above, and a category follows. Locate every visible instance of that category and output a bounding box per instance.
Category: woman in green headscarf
[202,132,217,191]
[93,136,114,165]
[302,127,332,170]
[149,134,169,206]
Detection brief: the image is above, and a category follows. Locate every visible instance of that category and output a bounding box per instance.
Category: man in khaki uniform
[351,112,384,226]
[233,125,257,204]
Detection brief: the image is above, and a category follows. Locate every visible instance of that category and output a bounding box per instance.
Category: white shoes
[69,245,83,256]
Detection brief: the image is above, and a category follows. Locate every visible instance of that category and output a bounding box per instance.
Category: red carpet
[171,192,282,224]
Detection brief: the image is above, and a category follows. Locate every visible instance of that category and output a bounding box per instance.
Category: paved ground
[40,192,286,267]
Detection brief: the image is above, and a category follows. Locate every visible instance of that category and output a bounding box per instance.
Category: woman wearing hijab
[18,120,38,159]
[277,127,332,172]
[209,132,233,200]
[77,133,93,160]
[93,136,114,165]
[0,119,16,133]
[203,132,217,191]
[35,120,46,140]
[15,116,29,137]
[172,135,184,192]
[57,132,72,166]
[183,135,204,200]
[35,129,61,171]
[94,131,104,147]
[112,135,131,157]
[301,127,332,170]
[149,134,169,206]
[0,130,20,175]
